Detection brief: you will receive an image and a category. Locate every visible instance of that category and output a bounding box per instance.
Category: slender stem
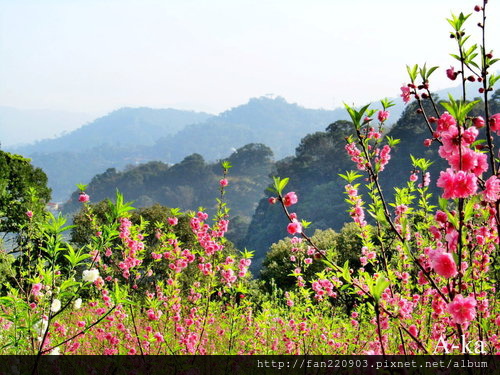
[129,304,145,356]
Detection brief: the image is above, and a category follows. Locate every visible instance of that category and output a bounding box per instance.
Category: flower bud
[473,116,485,128]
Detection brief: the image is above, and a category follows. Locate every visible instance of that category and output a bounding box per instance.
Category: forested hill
[63,143,275,246]
[242,91,500,270]
[149,96,347,163]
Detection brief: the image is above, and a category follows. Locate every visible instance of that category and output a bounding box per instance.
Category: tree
[0,150,51,234]
[260,223,365,292]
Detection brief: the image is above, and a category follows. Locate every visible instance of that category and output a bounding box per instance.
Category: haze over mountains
[6,97,350,201]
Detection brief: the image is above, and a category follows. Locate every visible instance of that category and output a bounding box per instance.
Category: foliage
[0,150,51,234]
[261,223,365,292]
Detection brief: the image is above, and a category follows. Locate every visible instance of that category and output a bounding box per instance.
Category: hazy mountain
[11,98,347,202]
[151,96,349,162]
[0,106,96,147]
[12,107,212,154]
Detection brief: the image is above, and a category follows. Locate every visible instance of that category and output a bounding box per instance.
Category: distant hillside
[9,107,212,201]
[151,96,348,162]
[13,107,212,154]
[12,98,347,201]
[63,143,276,248]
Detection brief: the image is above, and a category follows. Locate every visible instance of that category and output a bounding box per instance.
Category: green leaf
[438,197,448,210]
[76,183,88,191]
[489,74,500,88]
[338,171,363,184]
[272,176,290,195]
[406,64,418,82]
[342,261,351,283]
[380,98,395,110]
[300,219,312,229]
[385,136,400,147]
[372,274,390,304]
[221,160,232,170]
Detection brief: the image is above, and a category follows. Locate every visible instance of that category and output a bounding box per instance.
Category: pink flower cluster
[437,169,477,199]
[190,213,225,256]
[375,145,391,172]
[311,279,338,300]
[117,217,144,279]
[345,142,365,170]
[433,112,488,199]
[345,184,366,227]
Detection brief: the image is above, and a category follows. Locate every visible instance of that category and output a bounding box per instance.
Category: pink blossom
[219,178,228,187]
[484,176,500,202]
[78,193,90,203]
[268,197,277,204]
[154,332,165,342]
[424,139,432,147]
[435,210,448,224]
[462,127,479,145]
[378,110,389,123]
[401,86,411,103]
[31,283,42,296]
[287,220,302,235]
[408,325,418,337]
[437,169,477,199]
[448,148,486,175]
[26,210,33,219]
[409,174,418,182]
[436,112,456,133]
[429,249,458,278]
[168,217,178,226]
[447,294,477,324]
[283,192,298,206]
[489,113,500,135]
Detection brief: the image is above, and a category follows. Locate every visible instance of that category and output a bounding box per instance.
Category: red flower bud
[473,116,485,129]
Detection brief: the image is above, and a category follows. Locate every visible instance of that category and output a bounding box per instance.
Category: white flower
[51,299,61,313]
[73,298,82,310]
[49,347,60,355]
[33,319,48,335]
[82,269,99,283]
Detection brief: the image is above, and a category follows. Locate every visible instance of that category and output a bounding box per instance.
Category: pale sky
[1,0,499,115]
